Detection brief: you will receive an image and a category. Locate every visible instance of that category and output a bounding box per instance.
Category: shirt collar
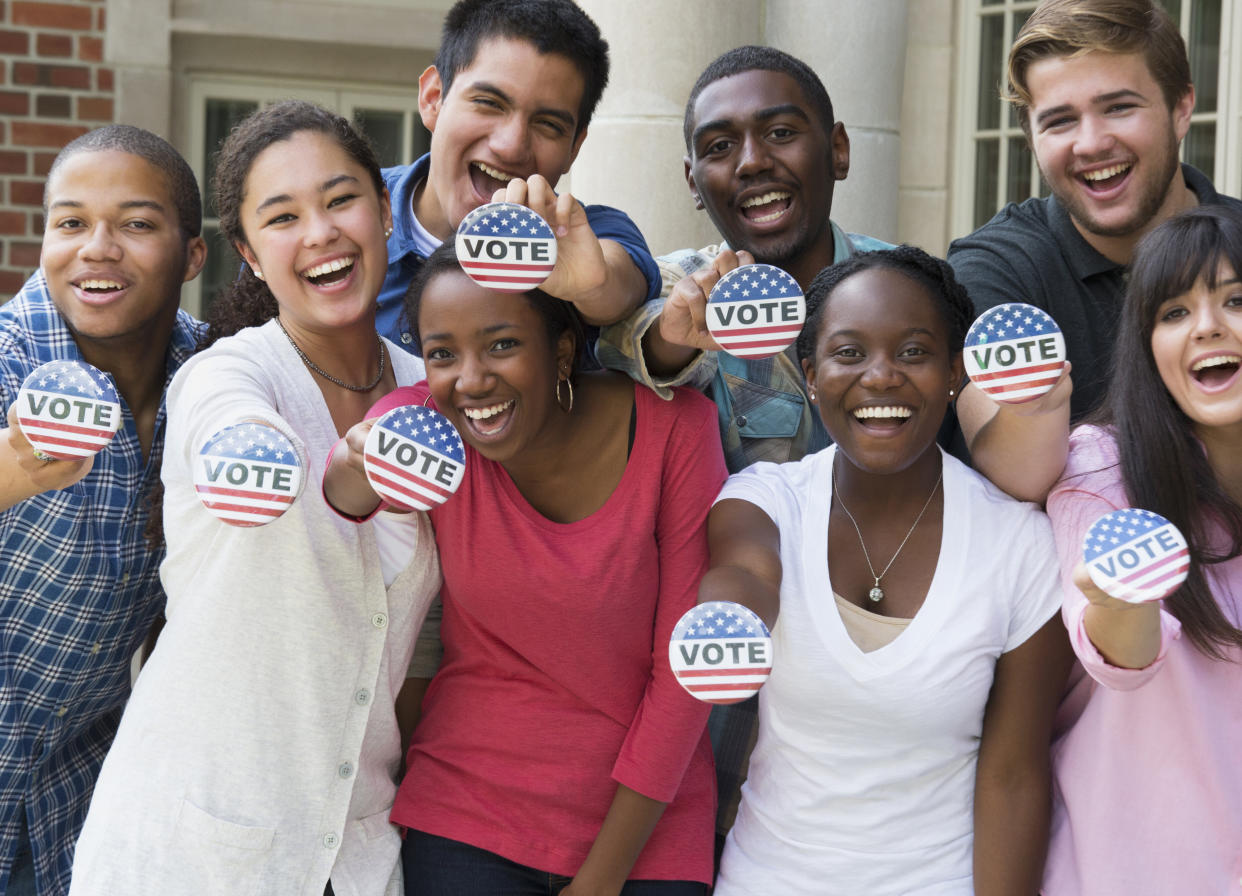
[385,153,433,260]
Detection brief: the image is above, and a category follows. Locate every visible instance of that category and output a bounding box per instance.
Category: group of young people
[0,0,1238,894]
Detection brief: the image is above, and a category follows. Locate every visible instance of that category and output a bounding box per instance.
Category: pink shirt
[1044,425,1242,896]
[382,382,724,884]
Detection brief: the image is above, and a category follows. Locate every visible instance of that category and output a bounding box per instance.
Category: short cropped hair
[435,0,609,136]
[684,45,835,151]
[45,125,202,238]
[1007,0,1191,135]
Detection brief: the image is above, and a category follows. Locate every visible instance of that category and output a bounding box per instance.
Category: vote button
[193,422,303,527]
[963,303,1066,402]
[363,405,465,511]
[454,201,557,293]
[16,360,122,460]
[706,264,805,360]
[1082,508,1189,603]
[669,601,773,704]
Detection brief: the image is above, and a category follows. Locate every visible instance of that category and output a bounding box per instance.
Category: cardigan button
[323,833,339,849]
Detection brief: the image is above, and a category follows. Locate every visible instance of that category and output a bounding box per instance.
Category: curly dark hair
[199,100,384,350]
[795,245,974,364]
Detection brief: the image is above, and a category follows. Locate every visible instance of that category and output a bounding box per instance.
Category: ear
[1172,85,1195,143]
[948,351,966,399]
[555,328,577,377]
[831,122,850,182]
[235,240,260,276]
[418,65,445,133]
[181,235,207,284]
[685,156,704,211]
[801,356,818,402]
[379,185,394,236]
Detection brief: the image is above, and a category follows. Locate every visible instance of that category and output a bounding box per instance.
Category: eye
[54,217,85,230]
[327,193,358,208]
[899,344,930,359]
[1105,102,1136,115]
[263,212,295,228]
[123,219,155,231]
[1225,293,1242,308]
[701,137,733,157]
[829,345,862,360]
[424,346,454,362]
[1158,305,1187,323]
[534,118,568,139]
[490,337,519,352]
[472,95,502,111]
[768,126,797,140]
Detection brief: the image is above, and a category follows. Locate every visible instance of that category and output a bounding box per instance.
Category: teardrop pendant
[868,585,885,603]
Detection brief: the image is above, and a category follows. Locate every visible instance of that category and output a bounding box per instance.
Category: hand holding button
[669,601,773,703]
[193,422,303,527]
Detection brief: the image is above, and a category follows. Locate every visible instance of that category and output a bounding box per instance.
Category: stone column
[573,0,762,256]
[106,0,174,137]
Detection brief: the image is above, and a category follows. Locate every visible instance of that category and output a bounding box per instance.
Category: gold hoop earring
[555,376,574,413]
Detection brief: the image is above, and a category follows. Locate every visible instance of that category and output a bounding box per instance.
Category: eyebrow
[254,174,361,215]
[422,322,519,342]
[825,326,938,340]
[692,103,810,147]
[468,80,577,129]
[49,198,167,213]
[1034,88,1147,128]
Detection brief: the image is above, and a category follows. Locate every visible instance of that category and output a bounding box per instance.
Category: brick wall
[0,0,112,297]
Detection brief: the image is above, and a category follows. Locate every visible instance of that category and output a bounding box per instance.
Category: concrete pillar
[765,0,910,243]
[573,0,762,256]
[106,0,174,137]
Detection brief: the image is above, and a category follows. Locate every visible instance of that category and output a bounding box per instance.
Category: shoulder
[842,230,894,254]
[948,198,1060,262]
[172,321,279,387]
[1060,424,1120,484]
[382,158,423,192]
[946,450,1052,530]
[656,383,718,427]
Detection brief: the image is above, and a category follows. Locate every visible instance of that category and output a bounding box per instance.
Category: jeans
[402,830,708,896]
[7,813,37,896]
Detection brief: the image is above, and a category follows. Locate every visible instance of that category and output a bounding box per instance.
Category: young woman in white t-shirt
[702,246,1072,896]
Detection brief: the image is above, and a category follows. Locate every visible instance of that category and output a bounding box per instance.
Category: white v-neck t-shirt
[714,446,1060,896]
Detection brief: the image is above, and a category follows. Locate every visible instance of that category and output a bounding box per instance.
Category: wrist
[642,321,698,380]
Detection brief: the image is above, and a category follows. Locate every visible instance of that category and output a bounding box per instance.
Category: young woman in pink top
[326,245,725,895]
[1044,206,1242,895]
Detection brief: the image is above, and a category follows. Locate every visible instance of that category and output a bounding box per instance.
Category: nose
[1074,113,1115,159]
[488,115,532,167]
[735,133,773,178]
[303,207,340,247]
[1190,302,1224,341]
[456,352,494,395]
[78,222,122,262]
[859,354,903,390]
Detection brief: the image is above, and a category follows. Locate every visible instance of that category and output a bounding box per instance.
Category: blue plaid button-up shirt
[0,272,200,895]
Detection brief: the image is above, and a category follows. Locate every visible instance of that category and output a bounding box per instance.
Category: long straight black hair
[1095,205,1242,659]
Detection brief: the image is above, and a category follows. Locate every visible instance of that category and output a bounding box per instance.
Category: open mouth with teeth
[470,161,516,199]
[740,191,792,224]
[1080,162,1132,193]
[460,399,515,439]
[1191,354,1241,388]
[75,278,126,294]
[852,405,913,431]
[301,256,356,287]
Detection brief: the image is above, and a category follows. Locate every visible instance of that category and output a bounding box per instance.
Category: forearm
[1083,601,1162,669]
[972,765,1051,895]
[563,241,647,327]
[960,382,1069,504]
[323,439,381,517]
[567,784,666,896]
[641,321,700,380]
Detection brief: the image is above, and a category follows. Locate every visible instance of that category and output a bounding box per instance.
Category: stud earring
[384,226,392,238]
[252,268,264,281]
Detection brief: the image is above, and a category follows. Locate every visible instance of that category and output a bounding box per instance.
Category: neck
[279,316,382,388]
[412,174,453,242]
[787,237,837,293]
[73,324,174,424]
[1074,168,1199,266]
[833,445,943,511]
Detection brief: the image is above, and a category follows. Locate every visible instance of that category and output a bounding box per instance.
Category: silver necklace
[832,464,943,603]
[276,317,385,392]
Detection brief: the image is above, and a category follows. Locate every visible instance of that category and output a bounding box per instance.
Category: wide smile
[1189,353,1242,393]
[71,276,131,307]
[737,189,794,229]
[851,404,914,435]
[1076,161,1133,199]
[469,161,519,201]
[458,399,516,442]
[299,254,358,290]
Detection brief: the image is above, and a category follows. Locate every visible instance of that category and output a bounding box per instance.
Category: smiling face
[40,149,205,350]
[687,69,848,289]
[802,266,963,475]
[235,130,391,338]
[418,267,575,465]
[1026,50,1192,249]
[1151,262,1242,435]
[415,36,588,241]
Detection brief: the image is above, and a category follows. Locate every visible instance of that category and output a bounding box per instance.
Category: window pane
[977,13,1005,130]
[1155,0,1181,26]
[1183,121,1215,176]
[354,108,405,168]
[974,139,1000,228]
[1005,9,1032,129]
[1006,136,1033,202]
[200,226,242,318]
[1189,0,1221,112]
[204,100,259,217]
[411,116,431,161]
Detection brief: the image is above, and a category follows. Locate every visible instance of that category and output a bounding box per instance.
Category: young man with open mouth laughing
[377,0,659,350]
[950,0,1242,476]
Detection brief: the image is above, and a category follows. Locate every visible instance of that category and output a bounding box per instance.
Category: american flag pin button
[16,359,123,460]
[963,302,1066,403]
[193,422,304,527]
[453,200,558,294]
[706,264,805,360]
[362,405,465,512]
[1082,508,1189,604]
[669,600,773,704]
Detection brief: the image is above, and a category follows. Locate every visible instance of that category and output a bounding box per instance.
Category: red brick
[95,6,103,29]
[12,2,93,30]
[33,151,56,176]
[13,62,43,86]
[0,269,32,296]
[8,240,41,268]
[76,95,110,120]
[49,64,89,89]
[0,90,28,115]
[11,120,86,147]
[0,150,27,175]
[0,210,27,235]
[31,212,43,231]
[36,32,73,56]
[0,28,30,54]
[96,67,111,91]
[10,179,42,206]
[35,93,71,118]
[77,34,101,62]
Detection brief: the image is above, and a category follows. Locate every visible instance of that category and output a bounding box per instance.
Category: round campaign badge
[453,201,558,292]
[16,360,122,460]
[363,405,465,512]
[1082,508,1189,603]
[669,601,773,704]
[706,264,805,360]
[963,303,1067,402]
[193,423,303,527]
